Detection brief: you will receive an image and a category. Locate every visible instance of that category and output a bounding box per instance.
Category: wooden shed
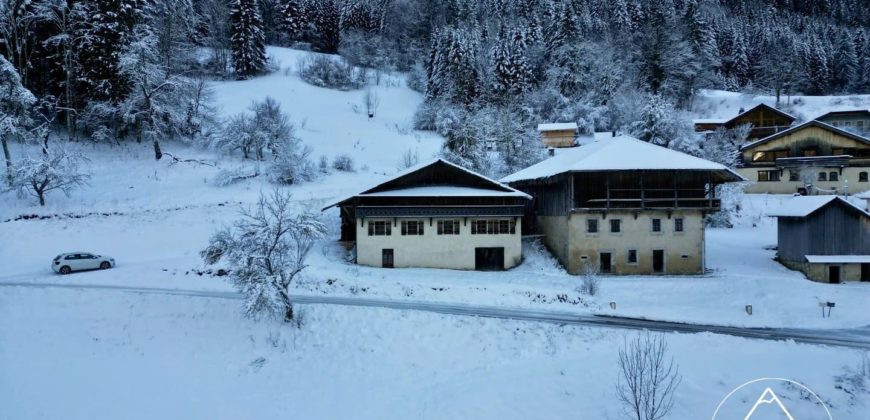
[538,122,578,148]
[768,196,870,283]
[694,103,795,140]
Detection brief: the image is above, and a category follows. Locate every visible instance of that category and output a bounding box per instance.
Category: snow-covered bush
[578,263,601,297]
[200,189,327,322]
[399,148,419,170]
[213,167,260,187]
[318,155,330,173]
[331,154,355,172]
[214,97,293,161]
[297,53,365,90]
[10,147,90,206]
[269,142,317,185]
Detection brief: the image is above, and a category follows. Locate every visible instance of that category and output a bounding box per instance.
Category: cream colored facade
[739,124,870,194]
[355,218,523,270]
[538,210,706,275]
[738,166,870,194]
[780,259,866,283]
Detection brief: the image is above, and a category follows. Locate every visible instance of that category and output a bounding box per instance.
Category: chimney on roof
[548,147,555,156]
[738,107,745,114]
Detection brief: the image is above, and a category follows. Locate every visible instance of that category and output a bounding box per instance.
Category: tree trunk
[284,303,294,323]
[153,139,163,160]
[2,136,12,186]
[38,190,45,206]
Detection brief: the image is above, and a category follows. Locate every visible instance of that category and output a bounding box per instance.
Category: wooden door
[599,252,612,274]
[475,247,505,271]
[382,249,394,268]
[829,266,841,284]
[652,250,665,273]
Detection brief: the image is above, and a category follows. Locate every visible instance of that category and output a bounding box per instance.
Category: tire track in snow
[2,281,870,349]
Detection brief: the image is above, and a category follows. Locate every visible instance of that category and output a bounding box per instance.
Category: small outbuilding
[768,195,870,283]
[323,159,531,271]
[538,122,579,148]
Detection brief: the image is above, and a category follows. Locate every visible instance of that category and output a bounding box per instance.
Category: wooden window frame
[437,220,460,235]
[368,220,391,236]
[674,218,684,232]
[610,219,622,234]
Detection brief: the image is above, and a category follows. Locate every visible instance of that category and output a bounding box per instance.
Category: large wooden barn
[737,120,870,194]
[323,159,530,271]
[769,196,870,283]
[502,135,744,275]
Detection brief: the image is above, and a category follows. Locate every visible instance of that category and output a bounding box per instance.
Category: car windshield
[53,255,61,261]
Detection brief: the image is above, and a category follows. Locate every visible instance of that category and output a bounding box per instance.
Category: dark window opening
[675,218,684,232]
[587,219,598,233]
[652,219,661,232]
[610,219,621,233]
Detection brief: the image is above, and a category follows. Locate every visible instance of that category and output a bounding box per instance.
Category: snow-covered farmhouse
[737,120,870,195]
[538,122,579,148]
[502,135,744,275]
[693,103,796,140]
[769,196,870,283]
[323,159,531,271]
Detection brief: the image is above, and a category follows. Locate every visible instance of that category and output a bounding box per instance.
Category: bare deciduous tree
[10,146,90,206]
[616,333,682,420]
[578,262,601,296]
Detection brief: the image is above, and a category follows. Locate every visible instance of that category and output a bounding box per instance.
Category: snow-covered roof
[805,255,870,264]
[323,158,531,210]
[358,186,529,198]
[854,190,870,199]
[693,118,726,124]
[500,135,746,183]
[537,122,578,132]
[767,195,869,218]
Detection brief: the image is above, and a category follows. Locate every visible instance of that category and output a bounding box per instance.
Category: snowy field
[1,286,868,420]
[3,45,870,420]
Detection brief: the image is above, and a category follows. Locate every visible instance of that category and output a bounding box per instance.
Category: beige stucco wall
[536,211,706,275]
[737,166,870,194]
[356,218,522,270]
[803,262,865,283]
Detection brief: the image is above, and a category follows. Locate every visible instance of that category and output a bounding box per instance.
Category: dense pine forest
[2,0,870,181]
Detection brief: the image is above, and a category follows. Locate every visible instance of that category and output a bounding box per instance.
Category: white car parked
[52,253,115,274]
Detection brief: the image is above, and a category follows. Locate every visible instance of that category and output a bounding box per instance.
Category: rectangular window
[758,170,780,182]
[858,121,865,130]
[860,172,868,182]
[610,219,621,233]
[675,218,684,232]
[651,219,661,233]
[789,170,799,181]
[829,171,839,182]
[627,249,638,264]
[401,220,424,236]
[368,220,391,236]
[774,150,788,159]
[818,172,828,182]
[471,219,515,235]
[587,219,598,233]
[752,152,770,162]
[832,148,845,156]
[437,220,460,235]
[803,149,818,157]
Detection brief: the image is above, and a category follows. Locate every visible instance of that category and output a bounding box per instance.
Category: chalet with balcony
[322,159,530,271]
[693,103,795,140]
[815,110,870,136]
[737,120,870,194]
[769,196,870,283]
[502,135,744,275]
[538,122,579,148]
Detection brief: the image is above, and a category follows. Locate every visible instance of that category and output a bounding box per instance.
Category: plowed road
[3,281,870,349]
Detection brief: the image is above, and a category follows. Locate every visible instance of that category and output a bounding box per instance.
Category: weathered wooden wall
[778,203,870,262]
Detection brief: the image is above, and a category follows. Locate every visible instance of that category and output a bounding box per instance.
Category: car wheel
[100,261,111,269]
[60,266,71,275]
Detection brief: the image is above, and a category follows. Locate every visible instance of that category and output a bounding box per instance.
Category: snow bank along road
[3,281,870,350]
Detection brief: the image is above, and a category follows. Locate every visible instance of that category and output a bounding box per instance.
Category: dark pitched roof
[740,120,870,151]
[815,109,870,120]
[322,159,530,210]
[723,103,796,127]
